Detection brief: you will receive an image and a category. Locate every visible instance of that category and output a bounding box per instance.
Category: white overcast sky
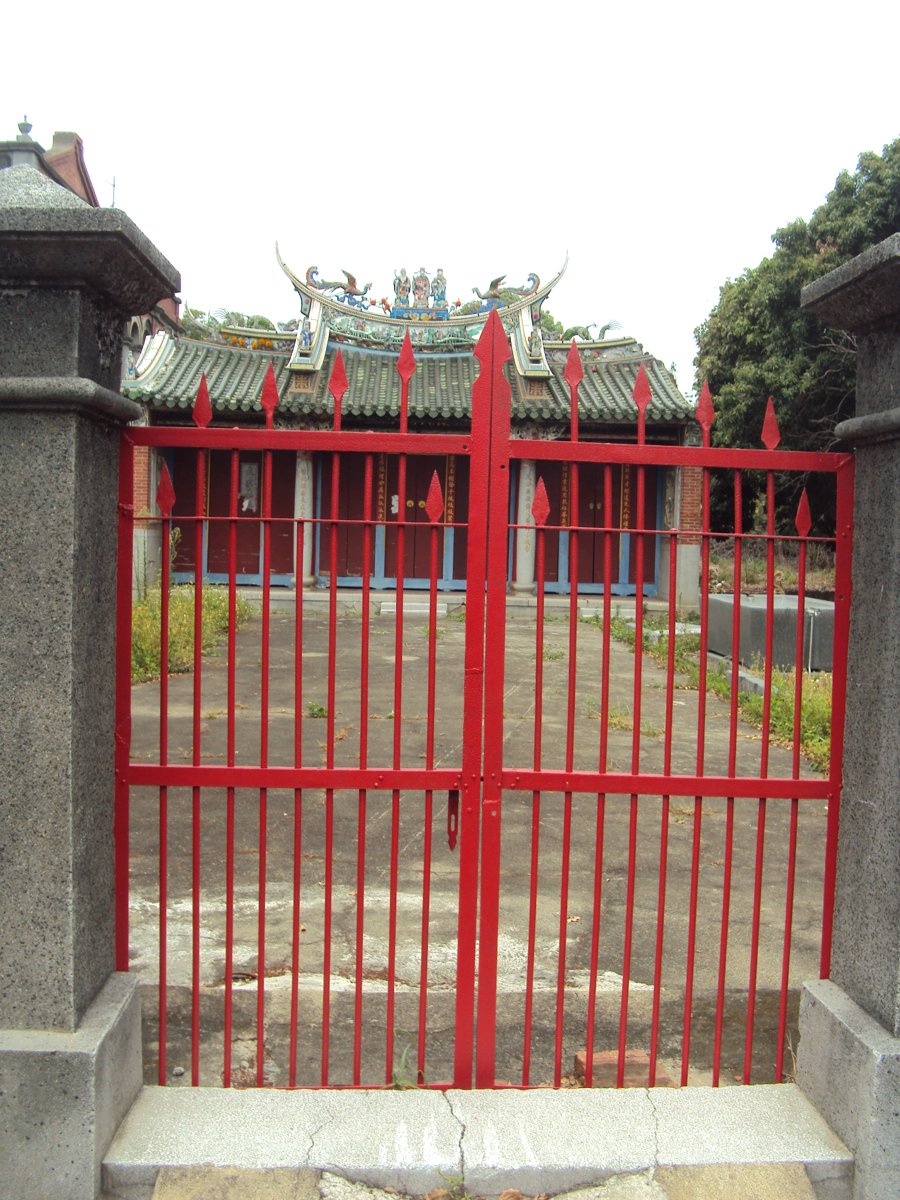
[3,1,897,397]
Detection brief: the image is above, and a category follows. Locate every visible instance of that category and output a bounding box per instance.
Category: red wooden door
[450,455,470,582]
[384,455,448,581]
[202,450,295,577]
[317,452,369,578]
[576,461,623,586]
[532,460,564,582]
[624,464,658,583]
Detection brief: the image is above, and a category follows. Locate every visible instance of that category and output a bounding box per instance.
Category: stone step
[378,600,448,617]
[104,1084,851,1200]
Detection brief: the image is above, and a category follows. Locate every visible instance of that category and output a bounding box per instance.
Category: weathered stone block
[0,973,142,1200]
[798,981,900,1200]
[707,594,834,672]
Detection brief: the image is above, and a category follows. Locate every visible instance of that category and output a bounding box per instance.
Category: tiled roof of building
[122,338,294,416]
[123,336,693,425]
[541,353,689,422]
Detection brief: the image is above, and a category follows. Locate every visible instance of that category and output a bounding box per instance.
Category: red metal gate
[115,311,853,1090]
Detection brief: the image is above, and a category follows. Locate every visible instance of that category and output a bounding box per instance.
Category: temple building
[1,119,699,600]
[124,256,702,603]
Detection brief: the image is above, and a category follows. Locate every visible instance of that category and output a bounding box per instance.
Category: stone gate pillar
[797,233,900,1200]
[295,449,316,587]
[512,458,537,593]
[0,165,179,1199]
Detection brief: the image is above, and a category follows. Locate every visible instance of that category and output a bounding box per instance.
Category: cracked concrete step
[103,1084,852,1200]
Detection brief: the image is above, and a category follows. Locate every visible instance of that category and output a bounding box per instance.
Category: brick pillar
[658,424,702,610]
[0,164,179,1199]
[797,233,900,1200]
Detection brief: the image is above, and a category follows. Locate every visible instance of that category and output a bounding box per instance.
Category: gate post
[0,165,179,1198]
[798,233,900,1200]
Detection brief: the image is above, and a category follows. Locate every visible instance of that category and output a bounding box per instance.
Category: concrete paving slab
[104,1084,852,1200]
[654,1163,820,1198]
[557,1178,668,1198]
[319,1174,399,1200]
[151,1166,319,1198]
[127,608,830,1090]
[378,601,448,617]
[132,1162,849,1200]
[650,1083,851,1170]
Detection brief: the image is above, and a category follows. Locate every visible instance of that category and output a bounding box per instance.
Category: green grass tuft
[131,584,254,684]
[586,610,832,770]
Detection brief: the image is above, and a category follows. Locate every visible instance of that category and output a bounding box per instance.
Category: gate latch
[447,790,459,851]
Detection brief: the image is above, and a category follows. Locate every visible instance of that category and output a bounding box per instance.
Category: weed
[607,705,633,731]
[542,646,565,662]
[603,610,832,769]
[391,1043,421,1089]
[306,701,328,719]
[782,1031,798,1083]
[131,584,254,684]
[422,624,444,640]
[435,1175,470,1200]
[708,541,835,596]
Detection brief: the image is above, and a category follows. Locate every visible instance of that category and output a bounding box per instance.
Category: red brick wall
[679,464,702,543]
[133,445,152,513]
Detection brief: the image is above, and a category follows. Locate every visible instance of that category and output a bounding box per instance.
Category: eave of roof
[123,336,694,425]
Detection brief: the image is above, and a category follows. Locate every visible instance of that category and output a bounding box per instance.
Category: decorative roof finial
[16,115,33,142]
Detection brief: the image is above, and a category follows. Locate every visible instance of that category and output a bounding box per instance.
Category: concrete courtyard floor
[124,593,830,1092]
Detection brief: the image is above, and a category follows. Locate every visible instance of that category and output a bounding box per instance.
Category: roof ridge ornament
[275,246,568,358]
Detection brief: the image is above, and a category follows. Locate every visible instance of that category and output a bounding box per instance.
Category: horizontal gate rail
[127,428,473,455]
[508,438,847,472]
[126,765,832,798]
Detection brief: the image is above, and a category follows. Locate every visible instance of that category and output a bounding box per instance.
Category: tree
[539,308,564,338]
[180,308,278,340]
[694,138,900,533]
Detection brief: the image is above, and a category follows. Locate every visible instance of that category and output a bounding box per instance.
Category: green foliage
[707,540,835,595]
[306,701,328,719]
[695,139,900,533]
[588,612,832,771]
[539,308,564,338]
[131,585,254,683]
[180,308,280,340]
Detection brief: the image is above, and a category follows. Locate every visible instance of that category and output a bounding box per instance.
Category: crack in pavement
[307,1098,339,1166]
[442,1091,466,1186]
[646,1087,662,1178]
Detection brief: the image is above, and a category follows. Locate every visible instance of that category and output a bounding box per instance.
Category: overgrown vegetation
[131,585,254,683]
[590,612,832,771]
[707,541,835,595]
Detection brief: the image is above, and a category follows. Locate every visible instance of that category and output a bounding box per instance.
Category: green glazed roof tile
[124,337,692,426]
